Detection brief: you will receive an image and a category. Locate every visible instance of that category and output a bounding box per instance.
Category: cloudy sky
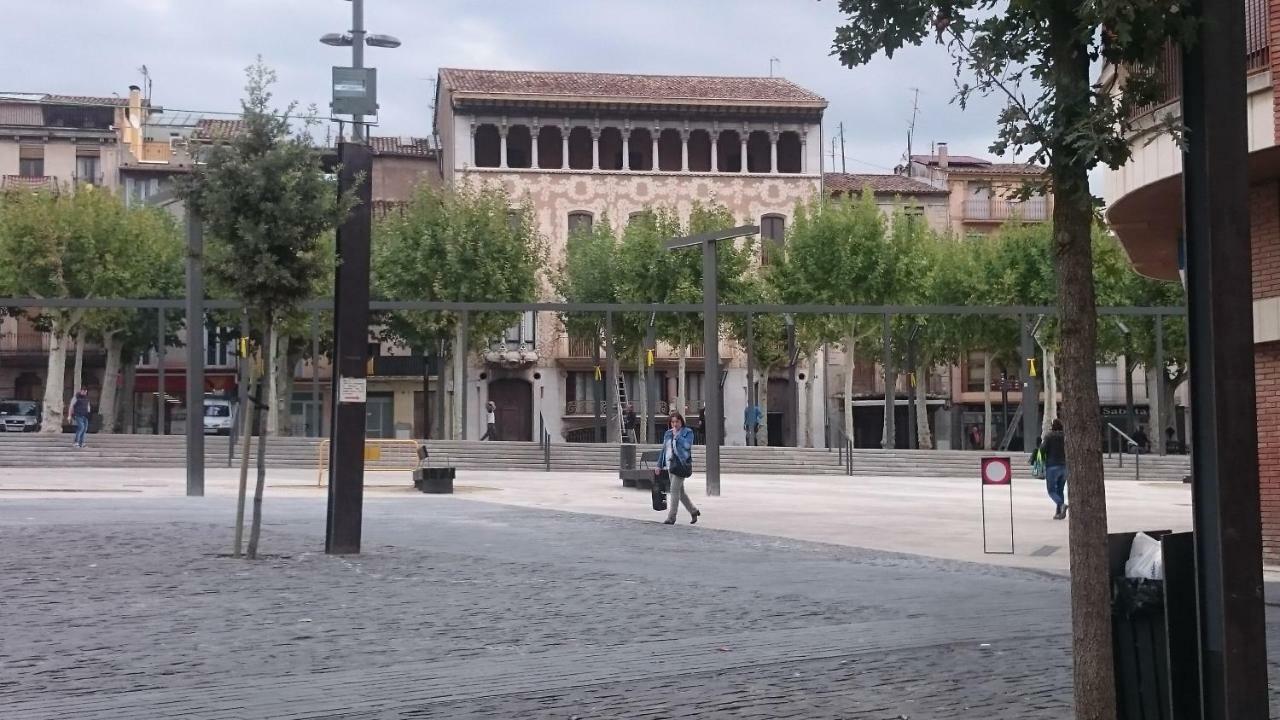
[10,0,1018,173]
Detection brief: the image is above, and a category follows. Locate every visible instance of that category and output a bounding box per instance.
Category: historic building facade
[433,68,827,444]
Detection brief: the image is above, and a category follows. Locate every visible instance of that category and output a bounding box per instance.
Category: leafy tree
[830,3,1195,711]
[179,59,355,560]
[554,216,621,440]
[373,182,543,438]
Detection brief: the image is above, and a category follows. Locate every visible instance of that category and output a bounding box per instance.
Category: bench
[639,450,660,468]
[620,451,661,489]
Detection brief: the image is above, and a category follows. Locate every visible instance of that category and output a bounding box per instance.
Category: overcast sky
[10,0,1021,174]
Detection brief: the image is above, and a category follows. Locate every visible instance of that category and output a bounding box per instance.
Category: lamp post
[319,0,400,143]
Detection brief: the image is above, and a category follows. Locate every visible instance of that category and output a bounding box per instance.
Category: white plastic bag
[1124,532,1164,581]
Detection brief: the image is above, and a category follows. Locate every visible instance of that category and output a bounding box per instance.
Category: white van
[203,398,235,435]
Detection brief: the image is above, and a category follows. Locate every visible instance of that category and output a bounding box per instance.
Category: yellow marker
[239,337,248,357]
[367,357,375,376]
[909,372,917,388]
[646,349,655,367]
[1028,358,1038,377]
[594,365,602,381]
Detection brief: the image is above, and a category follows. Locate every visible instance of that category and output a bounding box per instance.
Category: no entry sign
[982,456,1012,486]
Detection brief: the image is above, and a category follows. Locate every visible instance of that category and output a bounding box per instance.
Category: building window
[75,155,100,183]
[777,131,802,173]
[568,127,593,169]
[747,131,772,173]
[965,182,992,219]
[716,130,742,172]
[537,126,563,169]
[965,351,988,392]
[205,325,232,367]
[497,311,536,347]
[18,157,44,178]
[598,127,624,170]
[507,209,522,233]
[627,210,653,227]
[506,125,532,168]
[125,176,160,207]
[688,129,712,172]
[568,211,593,235]
[628,128,653,171]
[658,129,682,171]
[473,124,500,168]
[760,214,786,265]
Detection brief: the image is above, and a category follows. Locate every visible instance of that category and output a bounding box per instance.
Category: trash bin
[1108,530,1199,719]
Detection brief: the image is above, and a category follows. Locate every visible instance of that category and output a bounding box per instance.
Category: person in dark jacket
[656,412,700,525]
[1042,418,1068,519]
[67,388,91,449]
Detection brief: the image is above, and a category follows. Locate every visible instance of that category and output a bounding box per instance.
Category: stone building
[432,68,827,444]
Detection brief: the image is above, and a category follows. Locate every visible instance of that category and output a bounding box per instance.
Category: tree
[831,5,1194,711]
[373,183,543,439]
[180,59,355,560]
[555,216,621,440]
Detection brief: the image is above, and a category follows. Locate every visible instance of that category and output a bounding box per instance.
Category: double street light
[319,0,401,142]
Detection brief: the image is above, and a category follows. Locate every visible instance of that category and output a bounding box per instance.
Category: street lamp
[319,0,401,142]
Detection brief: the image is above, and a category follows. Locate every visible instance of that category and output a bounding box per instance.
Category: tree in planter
[373,183,542,439]
[179,60,355,560]
[831,0,1195,700]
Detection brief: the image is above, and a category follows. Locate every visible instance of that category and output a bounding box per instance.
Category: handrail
[1105,423,1142,481]
[538,412,551,472]
[833,426,854,476]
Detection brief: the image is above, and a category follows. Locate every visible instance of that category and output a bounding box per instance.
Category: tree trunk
[882,370,896,450]
[452,321,465,439]
[234,373,254,558]
[758,368,771,447]
[72,331,85,395]
[1049,16,1116,708]
[247,320,273,560]
[676,344,687,417]
[40,323,68,433]
[99,333,123,434]
[843,324,857,447]
[982,352,993,450]
[804,352,817,448]
[915,359,933,449]
[267,332,290,436]
[122,362,137,433]
[1041,347,1059,435]
[607,355,621,443]
[637,352,648,444]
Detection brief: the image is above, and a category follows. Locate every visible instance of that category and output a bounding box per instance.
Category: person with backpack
[655,411,700,525]
[1029,435,1046,480]
[67,388,91,449]
[1042,418,1068,519]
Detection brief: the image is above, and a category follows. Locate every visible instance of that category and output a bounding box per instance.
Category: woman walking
[1042,419,1068,519]
[656,412,700,525]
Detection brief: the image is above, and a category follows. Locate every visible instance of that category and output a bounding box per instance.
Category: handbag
[650,473,668,511]
[1031,450,1046,480]
[669,454,693,478]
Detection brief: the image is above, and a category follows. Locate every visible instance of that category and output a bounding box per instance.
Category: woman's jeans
[1046,464,1067,508]
[665,472,699,522]
[73,416,88,446]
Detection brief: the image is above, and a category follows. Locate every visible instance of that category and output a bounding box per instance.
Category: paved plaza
[1,468,1278,718]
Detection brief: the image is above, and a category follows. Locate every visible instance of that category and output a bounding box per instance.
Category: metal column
[157,308,166,436]
[745,313,754,446]
[325,140,373,555]
[702,238,721,495]
[1181,0,1269,714]
[605,311,616,442]
[881,313,894,449]
[312,310,321,437]
[1154,315,1166,454]
[1020,315,1040,445]
[459,311,469,439]
[184,213,204,496]
[349,0,366,141]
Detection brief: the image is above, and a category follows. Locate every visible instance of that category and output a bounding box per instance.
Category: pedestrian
[697,404,706,444]
[656,411,700,525]
[1131,425,1149,454]
[68,388,91,449]
[744,402,762,446]
[624,403,638,443]
[1042,418,1068,519]
[968,424,983,450]
[480,401,498,441]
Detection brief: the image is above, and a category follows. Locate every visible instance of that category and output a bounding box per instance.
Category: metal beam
[1182,0,1269,714]
[663,224,759,250]
[702,235,721,495]
[184,213,204,496]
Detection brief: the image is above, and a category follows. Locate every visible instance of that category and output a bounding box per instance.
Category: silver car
[203,399,235,435]
[0,400,41,432]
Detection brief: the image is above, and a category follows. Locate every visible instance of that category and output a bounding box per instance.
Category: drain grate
[1030,545,1061,557]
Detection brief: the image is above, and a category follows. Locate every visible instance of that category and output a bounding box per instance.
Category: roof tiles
[825,173,949,196]
[439,68,826,105]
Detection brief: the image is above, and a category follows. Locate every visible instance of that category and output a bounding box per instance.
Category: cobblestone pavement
[1,496,1277,719]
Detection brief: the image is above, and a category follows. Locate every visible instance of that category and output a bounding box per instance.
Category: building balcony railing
[1,175,57,192]
[963,197,1048,222]
[0,330,51,354]
[567,335,598,358]
[565,399,674,417]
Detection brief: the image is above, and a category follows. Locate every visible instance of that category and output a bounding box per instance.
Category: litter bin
[1108,530,1199,719]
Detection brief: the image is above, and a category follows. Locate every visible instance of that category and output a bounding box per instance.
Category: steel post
[349,0,365,142]
[906,332,917,450]
[746,313,755,446]
[185,213,204,495]
[459,311,469,439]
[157,308,166,436]
[605,311,616,442]
[325,141,373,555]
[1021,315,1039,445]
[702,238,721,495]
[312,310,321,437]
[881,313,894,449]
[1182,0,1269,714]
[1155,315,1166,454]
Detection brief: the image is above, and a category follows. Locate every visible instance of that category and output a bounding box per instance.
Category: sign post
[980,456,1014,555]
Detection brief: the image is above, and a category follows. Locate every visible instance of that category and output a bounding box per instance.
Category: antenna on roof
[769,57,781,77]
[906,88,919,167]
[138,65,152,102]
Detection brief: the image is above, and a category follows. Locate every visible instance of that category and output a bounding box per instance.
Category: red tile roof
[368,136,437,157]
[910,153,991,167]
[42,94,130,107]
[945,162,1047,176]
[194,118,244,141]
[440,68,826,106]
[825,173,949,196]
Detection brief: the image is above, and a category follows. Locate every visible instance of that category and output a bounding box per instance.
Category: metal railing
[538,412,551,471]
[834,426,854,476]
[962,197,1048,222]
[1106,422,1142,482]
[565,399,608,416]
[1,175,56,191]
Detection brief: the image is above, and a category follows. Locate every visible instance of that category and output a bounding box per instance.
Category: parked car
[203,398,235,436]
[0,400,41,432]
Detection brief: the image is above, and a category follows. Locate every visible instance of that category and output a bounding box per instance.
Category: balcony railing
[963,197,1048,222]
[565,399,607,416]
[567,335,598,358]
[1,175,56,192]
[0,330,51,354]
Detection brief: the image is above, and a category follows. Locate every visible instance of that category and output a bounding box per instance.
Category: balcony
[1,175,57,192]
[963,197,1048,223]
[368,355,440,377]
[0,330,51,356]
[565,399,608,416]
[567,335,598,358]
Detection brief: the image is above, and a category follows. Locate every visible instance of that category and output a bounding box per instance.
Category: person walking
[480,401,498,441]
[1042,418,1068,519]
[68,388,91,449]
[624,403,638,443]
[656,411,700,525]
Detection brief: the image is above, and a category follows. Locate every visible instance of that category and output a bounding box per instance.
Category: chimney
[125,85,143,151]
[937,142,949,168]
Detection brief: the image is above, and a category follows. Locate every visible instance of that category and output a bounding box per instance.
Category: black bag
[669,454,693,479]
[650,476,668,511]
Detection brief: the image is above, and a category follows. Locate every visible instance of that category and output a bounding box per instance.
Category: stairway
[0,433,1191,482]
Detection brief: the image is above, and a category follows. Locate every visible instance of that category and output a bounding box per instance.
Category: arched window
[568,211,594,235]
[628,128,653,171]
[717,130,742,172]
[506,125,532,169]
[747,131,772,173]
[568,127,593,169]
[777,131,802,173]
[627,209,654,227]
[658,128,682,171]
[687,129,712,172]
[473,124,500,168]
[537,126,563,169]
[760,214,786,265]
[598,127,623,170]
